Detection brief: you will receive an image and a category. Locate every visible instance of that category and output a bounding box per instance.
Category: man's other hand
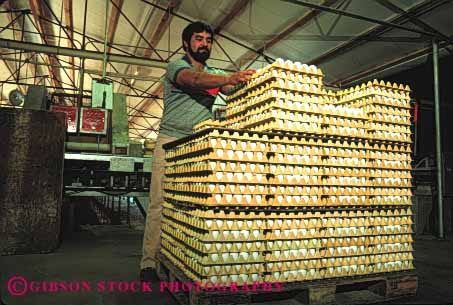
[227,69,256,85]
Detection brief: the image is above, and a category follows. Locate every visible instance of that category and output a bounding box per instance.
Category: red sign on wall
[79,108,107,134]
[50,105,78,133]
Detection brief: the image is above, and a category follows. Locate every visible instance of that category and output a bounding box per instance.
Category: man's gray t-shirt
[159,56,226,139]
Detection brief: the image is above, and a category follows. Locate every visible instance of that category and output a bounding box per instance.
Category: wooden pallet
[156,253,417,305]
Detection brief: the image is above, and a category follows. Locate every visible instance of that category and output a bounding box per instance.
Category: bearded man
[140,21,255,281]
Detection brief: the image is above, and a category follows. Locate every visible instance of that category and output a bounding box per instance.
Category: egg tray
[336,79,410,94]
[318,252,412,268]
[162,230,265,266]
[226,92,330,120]
[265,258,413,274]
[367,132,412,144]
[228,79,329,106]
[164,190,413,208]
[225,59,324,97]
[165,144,268,164]
[224,109,368,135]
[264,261,415,282]
[225,76,325,105]
[163,221,413,274]
[162,222,414,259]
[342,102,412,120]
[225,94,335,121]
[163,127,412,155]
[162,216,265,243]
[226,101,368,125]
[162,202,414,231]
[164,182,269,196]
[166,203,413,220]
[163,192,413,208]
[237,119,325,137]
[264,249,413,264]
[161,238,414,284]
[163,206,414,242]
[163,196,414,217]
[165,164,269,181]
[164,203,412,230]
[161,243,264,285]
[336,80,411,99]
[337,92,411,107]
[226,105,331,131]
[367,114,412,126]
[192,119,223,133]
[269,164,366,175]
[364,103,411,117]
[165,156,270,177]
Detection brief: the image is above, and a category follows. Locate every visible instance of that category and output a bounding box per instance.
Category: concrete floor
[1,226,453,305]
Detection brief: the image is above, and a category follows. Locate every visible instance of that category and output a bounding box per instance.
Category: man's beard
[189,46,210,63]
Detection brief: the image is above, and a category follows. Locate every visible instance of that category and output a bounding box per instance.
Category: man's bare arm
[176,69,255,90]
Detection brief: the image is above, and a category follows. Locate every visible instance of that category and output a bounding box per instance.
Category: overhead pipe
[0,38,168,69]
[432,39,444,239]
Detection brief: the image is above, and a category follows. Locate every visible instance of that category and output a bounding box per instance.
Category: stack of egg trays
[161,201,267,285]
[262,207,415,282]
[223,62,332,135]
[316,207,415,280]
[164,129,270,207]
[336,80,412,143]
[257,132,414,281]
[366,140,412,206]
[161,204,415,284]
[162,129,271,285]
[161,127,415,285]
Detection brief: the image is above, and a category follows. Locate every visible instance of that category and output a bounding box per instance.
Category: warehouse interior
[1,0,453,304]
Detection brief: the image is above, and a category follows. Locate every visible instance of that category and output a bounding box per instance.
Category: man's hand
[227,69,256,86]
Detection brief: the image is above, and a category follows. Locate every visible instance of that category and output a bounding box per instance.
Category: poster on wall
[79,107,107,135]
[50,105,78,133]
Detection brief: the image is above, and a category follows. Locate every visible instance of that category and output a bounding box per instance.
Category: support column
[432,39,444,239]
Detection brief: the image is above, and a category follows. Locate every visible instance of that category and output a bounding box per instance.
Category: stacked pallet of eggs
[327,80,415,278]
[262,133,325,282]
[223,59,328,135]
[161,129,269,285]
[261,136,414,282]
[160,57,415,285]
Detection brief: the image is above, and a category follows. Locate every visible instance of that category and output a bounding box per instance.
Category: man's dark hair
[182,21,214,51]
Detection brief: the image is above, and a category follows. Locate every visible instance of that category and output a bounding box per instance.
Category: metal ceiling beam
[28,0,64,90]
[63,0,75,84]
[234,0,338,68]
[374,0,453,45]
[281,0,436,37]
[0,38,168,68]
[106,0,124,54]
[0,80,158,99]
[143,0,181,59]
[117,0,180,95]
[235,34,426,43]
[3,1,40,86]
[127,0,182,124]
[331,38,452,86]
[1,55,161,80]
[308,0,449,65]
